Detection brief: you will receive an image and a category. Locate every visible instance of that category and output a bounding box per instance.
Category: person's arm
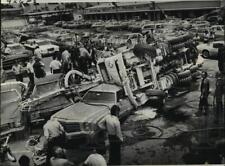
[12,66,16,72]
[58,61,62,68]
[49,62,53,73]
[115,119,123,142]
[83,155,90,166]
[43,126,49,140]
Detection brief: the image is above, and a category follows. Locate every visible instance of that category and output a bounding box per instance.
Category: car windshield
[32,81,60,98]
[83,91,115,104]
[37,40,51,46]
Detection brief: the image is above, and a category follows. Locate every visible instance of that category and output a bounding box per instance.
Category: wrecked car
[51,83,134,143]
[0,82,27,137]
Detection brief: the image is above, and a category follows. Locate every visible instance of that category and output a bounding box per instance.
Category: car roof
[89,83,122,93]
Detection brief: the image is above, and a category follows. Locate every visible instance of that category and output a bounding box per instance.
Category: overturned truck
[51,33,201,144]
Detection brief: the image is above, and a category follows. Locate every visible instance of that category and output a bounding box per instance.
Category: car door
[116,89,134,118]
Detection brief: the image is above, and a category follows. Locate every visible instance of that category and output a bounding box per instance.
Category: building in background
[83,0,223,20]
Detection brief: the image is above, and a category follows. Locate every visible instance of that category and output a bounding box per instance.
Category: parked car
[51,83,134,143]
[56,36,77,52]
[91,33,107,45]
[197,40,224,58]
[24,39,59,57]
[41,29,70,40]
[210,25,224,40]
[107,33,144,48]
[141,23,164,34]
[2,43,32,70]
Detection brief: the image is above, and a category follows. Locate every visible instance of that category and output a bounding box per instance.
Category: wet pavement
[3,58,225,165]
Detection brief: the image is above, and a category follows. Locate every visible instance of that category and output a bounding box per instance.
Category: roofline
[85,0,221,9]
[22,9,73,16]
[84,7,219,15]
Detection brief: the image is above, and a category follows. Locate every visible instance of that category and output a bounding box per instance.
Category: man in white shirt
[34,46,42,59]
[50,56,62,74]
[26,58,35,88]
[105,105,123,165]
[43,118,65,165]
[83,148,107,166]
[61,49,71,74]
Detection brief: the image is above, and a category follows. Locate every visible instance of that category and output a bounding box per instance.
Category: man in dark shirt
[198,71,210,116]
[213,72,224,124]
[218,45,225,74]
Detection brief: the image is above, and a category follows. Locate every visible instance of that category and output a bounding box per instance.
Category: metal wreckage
[1,32,205,145]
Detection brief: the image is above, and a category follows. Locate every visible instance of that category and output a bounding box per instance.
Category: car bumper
[65,130,96,143]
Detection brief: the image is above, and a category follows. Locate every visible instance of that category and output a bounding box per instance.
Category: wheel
[202,50,210,58]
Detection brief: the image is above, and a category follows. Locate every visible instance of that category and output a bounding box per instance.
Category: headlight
[82,122,92,131]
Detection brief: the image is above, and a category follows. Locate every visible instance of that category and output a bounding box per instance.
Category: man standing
[43,118,65,165]
[79,43,91,74]
[12,61,23,82]
[213,72,224,124]
[33,58,46,78]
[105,105,123,165]
[34,46,42,59]
[61,49,71,74]
[198,72,210,116]
[26,58,35,89]
[50,56,62,74]
[218,45,225,74]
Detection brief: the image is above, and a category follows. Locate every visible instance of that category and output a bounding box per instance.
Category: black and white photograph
[1,0,225,165]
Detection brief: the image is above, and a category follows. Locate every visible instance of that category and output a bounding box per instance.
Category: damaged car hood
[52,102,110,123]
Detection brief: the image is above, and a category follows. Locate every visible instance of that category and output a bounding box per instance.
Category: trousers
[199,96,209,114]
[108,135,121,165]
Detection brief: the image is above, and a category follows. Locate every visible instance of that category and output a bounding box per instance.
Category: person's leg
[46,139,54,166]
[198,98,203,115]
[114,141,121,165]
[203,97,209,115]
[108,141,114,165]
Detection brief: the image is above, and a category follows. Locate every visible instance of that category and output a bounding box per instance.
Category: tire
[202,50,210,58]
